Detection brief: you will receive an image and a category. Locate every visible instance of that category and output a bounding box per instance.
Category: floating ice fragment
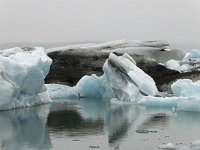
[165,59,190,72]
[158,142,176,149]
[166,49,200,72]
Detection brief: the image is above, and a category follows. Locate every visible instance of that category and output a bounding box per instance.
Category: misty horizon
[0,0,200,44]
[0,40,200,51]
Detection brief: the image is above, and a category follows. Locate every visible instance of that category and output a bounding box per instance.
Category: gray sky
[0,0,200,44]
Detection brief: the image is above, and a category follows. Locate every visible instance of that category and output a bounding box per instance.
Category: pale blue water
[1,98,200,150]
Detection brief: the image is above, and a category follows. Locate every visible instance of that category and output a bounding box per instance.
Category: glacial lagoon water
[1,98,200,150]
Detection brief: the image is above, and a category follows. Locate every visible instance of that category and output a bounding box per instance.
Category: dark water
[1,98,200,150]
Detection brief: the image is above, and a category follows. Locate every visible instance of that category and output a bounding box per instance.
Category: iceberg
[165,49,200,72]
[48,53,158,102]
[75,52,158,101]
[46,39,170,53]
[0,47,52,110]
[171,79,200,97]
[138,78,200,112]
[47,52,200,112]
[165,59,190,72]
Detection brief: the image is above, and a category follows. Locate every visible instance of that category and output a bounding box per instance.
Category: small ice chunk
[158,143,176,149]
[165,59,189,72]
[190,49,200,58]
[166,59,181,71]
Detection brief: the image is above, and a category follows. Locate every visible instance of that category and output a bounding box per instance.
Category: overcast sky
[0,0,200,44]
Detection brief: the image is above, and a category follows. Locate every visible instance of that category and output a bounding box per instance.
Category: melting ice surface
[0,47,52,110]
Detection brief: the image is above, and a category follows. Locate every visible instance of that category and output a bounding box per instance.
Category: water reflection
[0,104,52,150]
[48,98,140,144]
[48,98,107,137]
[48,107,104,136]
[1,98,200,150]
[175,111,200,128]
[105,105,140,144]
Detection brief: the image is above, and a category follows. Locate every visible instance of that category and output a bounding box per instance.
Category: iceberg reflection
[0,104,52,150]
[2,97,200,150]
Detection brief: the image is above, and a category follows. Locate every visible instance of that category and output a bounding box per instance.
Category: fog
[0,0,200,44]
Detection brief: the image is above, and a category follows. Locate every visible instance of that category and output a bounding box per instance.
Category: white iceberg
[165,59,190,72]
[139,79,200,112]
[166,49,200,72]
[0,47,52,110]
[171,79,200,97]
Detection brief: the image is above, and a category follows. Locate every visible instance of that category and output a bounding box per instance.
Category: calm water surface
[1,98,200,150]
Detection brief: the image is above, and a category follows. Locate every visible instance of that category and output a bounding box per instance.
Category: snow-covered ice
[0,47,52,110]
